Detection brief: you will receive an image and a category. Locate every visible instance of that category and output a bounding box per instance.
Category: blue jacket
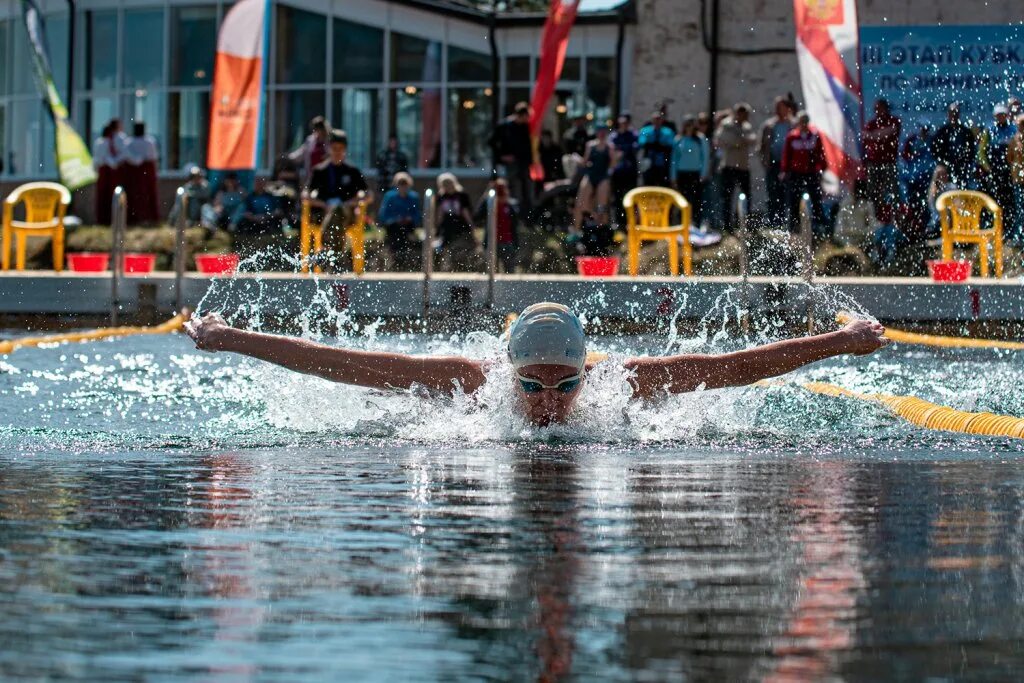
[377,189,422,227]
[671,135,709,176]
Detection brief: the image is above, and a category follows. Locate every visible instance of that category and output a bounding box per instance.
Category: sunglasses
[516,372,583,394]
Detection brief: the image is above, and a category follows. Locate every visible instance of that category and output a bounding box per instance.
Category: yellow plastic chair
[2,181,71,272]
[300,191,369,274]
[623,186,692,277]
[935,190,1003,278]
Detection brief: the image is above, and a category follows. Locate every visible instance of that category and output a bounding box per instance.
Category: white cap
[508,303,586,371]
[994,103,1009,115]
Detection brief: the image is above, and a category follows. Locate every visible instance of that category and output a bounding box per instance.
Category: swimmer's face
[515,363,584,427]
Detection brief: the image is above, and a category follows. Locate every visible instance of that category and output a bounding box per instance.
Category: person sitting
[185,303,889,429]
[168,166,212,227]
[228,176,285,261]
[377,172,422,271]
[306,129,371,270]
[435,172,477,271]
[207,172,246,230]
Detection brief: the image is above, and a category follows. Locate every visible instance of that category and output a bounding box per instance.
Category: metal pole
[421,188,435,318]
[800,192,814,334]
[174,187,188,314]
[485,188,497,310]
[110,186,126,325]
[736,192,750,335]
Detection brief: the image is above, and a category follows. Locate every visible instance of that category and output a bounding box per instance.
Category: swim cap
[508,303,586,372]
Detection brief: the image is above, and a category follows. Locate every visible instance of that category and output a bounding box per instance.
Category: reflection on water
[3,446,1024,680]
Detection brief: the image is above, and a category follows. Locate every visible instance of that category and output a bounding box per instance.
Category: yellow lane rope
[0,313,186,355]
[837,312,1024,350]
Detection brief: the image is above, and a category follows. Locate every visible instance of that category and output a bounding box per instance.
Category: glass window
[11,14,36,96]
[388,87,440,169]
[170,7,216,86]
[86,11,117,91]
[274,89,326,163]
[46,14,69,102]
[332,19,383,83]
[276,6,326,84]
[122,10,164,90]
[168,90,210,170]
[586,57,614,124]
[390,33,441,83]
[9,100,45,176]
[86,96,117,145]
[504,56,530,82]
[448,46,490,83]
[561,57,580,82]
[332,88,378,169]
[0,104,6,175]
[447,88,493,170]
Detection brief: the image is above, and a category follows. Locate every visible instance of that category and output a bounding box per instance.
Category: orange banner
[528,0,580,181]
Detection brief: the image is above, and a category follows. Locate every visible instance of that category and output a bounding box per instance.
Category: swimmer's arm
[626,319,888,398]
[185,314,486,394]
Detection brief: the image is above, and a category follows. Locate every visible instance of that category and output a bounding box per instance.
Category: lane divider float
[0,313,186,355]
[837,312,1024,350]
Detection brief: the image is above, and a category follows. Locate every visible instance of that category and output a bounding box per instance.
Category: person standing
[538,130,565,184]
[780,111,827,236]
[979,103,1016,217]
[637,110,675,188]
[931,103,977,190]
[671,116,709,227]
[610,113,639,201]
[490,102,534,211]
[573,126,615,232]
[435,172,477,271]
[562,114,593,158]
[374,136,409,196]
[124,122,160,225]
[1007,115,1024,242]
[377,172,422,270]
[92,119,127,226]
[713,103,758,230]
[759,96,796,227]
[307,129,371,269]
[900,118,936,218]
[290,116,331,186]
[862,99,902,224]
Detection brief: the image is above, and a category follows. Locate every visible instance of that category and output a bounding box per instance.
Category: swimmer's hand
[184,312,230,352]
[839,318,889,355]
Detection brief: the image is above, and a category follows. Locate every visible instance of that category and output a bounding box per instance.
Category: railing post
[174,187,188,314]
[800,192,814,334]
[485,188,497,310]
[736,192,750,335]
[421,188,435,318]
[110,186,127,325]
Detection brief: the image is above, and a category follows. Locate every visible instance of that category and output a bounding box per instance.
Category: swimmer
[184,302,888,427]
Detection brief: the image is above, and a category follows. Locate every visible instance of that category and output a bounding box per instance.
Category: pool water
[1,330,1023,680]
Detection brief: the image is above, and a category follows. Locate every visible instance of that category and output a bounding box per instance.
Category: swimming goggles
[516,372,583,394]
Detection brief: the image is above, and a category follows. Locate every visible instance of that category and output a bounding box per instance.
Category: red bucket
[195,253,240,275]
[575,256,620,277]
[123,253,157,274]
[927,259,971,282]
[67,252,110,272]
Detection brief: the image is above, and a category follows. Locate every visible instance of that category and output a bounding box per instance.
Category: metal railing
[421,188,436,317]
[799,192,814,334]
[736,192,750,334]
[109,186,127,325]
[173,187,189,313]
[485,188,497,309]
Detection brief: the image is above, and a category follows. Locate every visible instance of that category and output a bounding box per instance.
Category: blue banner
[861,25,1024,131]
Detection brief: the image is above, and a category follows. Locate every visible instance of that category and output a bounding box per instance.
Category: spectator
[862,99,902,223]
[931,103,977,189]
[1007,115,1024,242]
[229,176,285,258]
[435,172,477,270]
[901,118,936,218]
[490,102,534,211]
[637,110,675,187]
[377,172,422,270]
[124,122,160,225]
[563,113,593,158]
[92,119,127,226]
[290,115,331,185]
[760,96,796,226]
[713,103,758,230]
[780,111,827,236]
[979,103,1016,218]
[208,172,246,230]
[927,164,957,237]
[307,129,371,268]
[610,113,639,201]
[374,136,409,196]
[697,111,722,230]
[168,166,212,227]
[538,129,565,183]
[671,116,709,227]
[477,178,521,273]
[573,125,615,232]
[1009,97,1023,120]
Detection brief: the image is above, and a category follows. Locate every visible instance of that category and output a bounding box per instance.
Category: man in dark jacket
[490,102,534,211]
[931,103,977,188]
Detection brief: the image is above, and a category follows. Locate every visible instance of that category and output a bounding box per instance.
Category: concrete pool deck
[2,271,1023,326]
